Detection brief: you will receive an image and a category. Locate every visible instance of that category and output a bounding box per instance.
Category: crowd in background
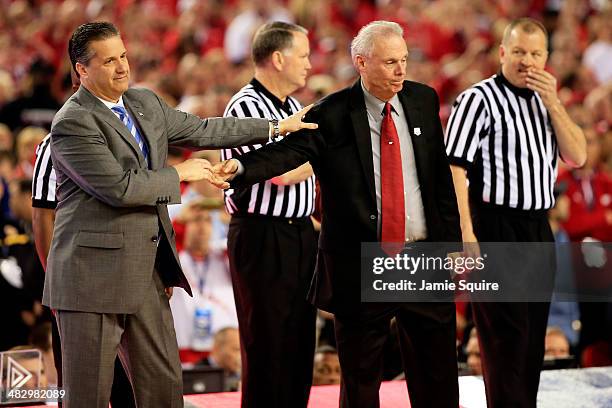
[0,0,610,389]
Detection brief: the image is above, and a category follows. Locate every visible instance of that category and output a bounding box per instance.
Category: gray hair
[350,21,404,62]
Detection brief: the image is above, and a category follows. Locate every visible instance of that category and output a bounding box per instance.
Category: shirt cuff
[235,159,245,176]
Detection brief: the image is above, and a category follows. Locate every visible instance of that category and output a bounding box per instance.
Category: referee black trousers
[228,216,317,408]
[471,205,555,408]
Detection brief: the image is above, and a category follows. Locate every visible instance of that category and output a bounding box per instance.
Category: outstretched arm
[156,87,318,149]
[215,107,326,187]
[214,126,324,186]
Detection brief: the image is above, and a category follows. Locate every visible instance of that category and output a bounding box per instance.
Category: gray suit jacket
[43,86,269,313]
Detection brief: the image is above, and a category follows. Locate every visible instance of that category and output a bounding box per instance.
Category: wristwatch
[270,118,280,141]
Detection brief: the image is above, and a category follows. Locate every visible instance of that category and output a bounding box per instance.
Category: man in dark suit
[216,20,461,408]
[43,22,315,408]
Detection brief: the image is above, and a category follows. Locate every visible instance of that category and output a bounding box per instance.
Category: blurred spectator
[557,127,612,367]
[544,326,571,359]
[197,326,241,391]
[9,178,34,230]
[0,161,13,226]
[0,0,605,130]
[169,200,237,362]
[312,345,341,385]
[559,128,612,242]
[547,184,580,346]
[0,59,61,132]
[0,254,35,351]
[465,327,483,376]
[7,178,47,320]
[169,150,228,252]
[14,126,46,179]
[583,9,611,85]
[0,150,16,214]
[0,70,16,108]
[224,0,294,64]
[0,182,46,352]
[0,123,14,151]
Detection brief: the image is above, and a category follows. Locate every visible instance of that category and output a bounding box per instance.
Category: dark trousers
[51,311,136,408]
[228,216,317,408]
[334,302,458,408]
[471,204,555,408]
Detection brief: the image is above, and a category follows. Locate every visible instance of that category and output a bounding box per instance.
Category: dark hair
[0,150,16,165]
[13,178,33,194]
[502,18,548,46]
[251,22,307,66]
[68,22,120,77]
[29,322,52,352]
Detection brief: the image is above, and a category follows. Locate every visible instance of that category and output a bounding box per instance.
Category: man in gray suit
[43,22,315,408]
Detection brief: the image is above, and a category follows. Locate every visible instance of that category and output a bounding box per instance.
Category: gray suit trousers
[55,271,182,408]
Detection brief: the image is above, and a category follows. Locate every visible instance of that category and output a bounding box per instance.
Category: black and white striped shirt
[222,79,316,218]
[32,134,57,209]
[445,73,558,211]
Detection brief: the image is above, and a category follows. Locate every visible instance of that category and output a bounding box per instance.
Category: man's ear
[271,50,284,72]
[354,55,366,72]
[498,44,506,64]
[75,62,87,79]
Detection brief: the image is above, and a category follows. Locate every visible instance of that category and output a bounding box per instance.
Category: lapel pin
[414,127,421,136]
[138,112,144,116]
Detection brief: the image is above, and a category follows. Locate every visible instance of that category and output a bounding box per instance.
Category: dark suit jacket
[232,79,460,314]
[44,86,270,313]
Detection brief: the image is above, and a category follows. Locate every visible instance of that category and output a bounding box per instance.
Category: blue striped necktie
[111,105,149,166]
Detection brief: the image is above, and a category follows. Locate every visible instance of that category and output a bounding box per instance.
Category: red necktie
[380,102,405,255]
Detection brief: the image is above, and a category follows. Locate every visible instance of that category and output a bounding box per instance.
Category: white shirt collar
[96,94,125,111]
[360,79,401,117]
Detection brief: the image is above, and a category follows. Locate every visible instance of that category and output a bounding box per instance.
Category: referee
[221,22,317,407]
[445,18,585,408]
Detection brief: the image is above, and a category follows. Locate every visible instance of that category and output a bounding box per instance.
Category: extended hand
[526,68,559,109]
[278,104,318,135]
[212,159,240,183]
[172,158,229,189]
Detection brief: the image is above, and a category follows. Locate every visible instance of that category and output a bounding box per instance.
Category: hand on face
[526,68,559,109]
